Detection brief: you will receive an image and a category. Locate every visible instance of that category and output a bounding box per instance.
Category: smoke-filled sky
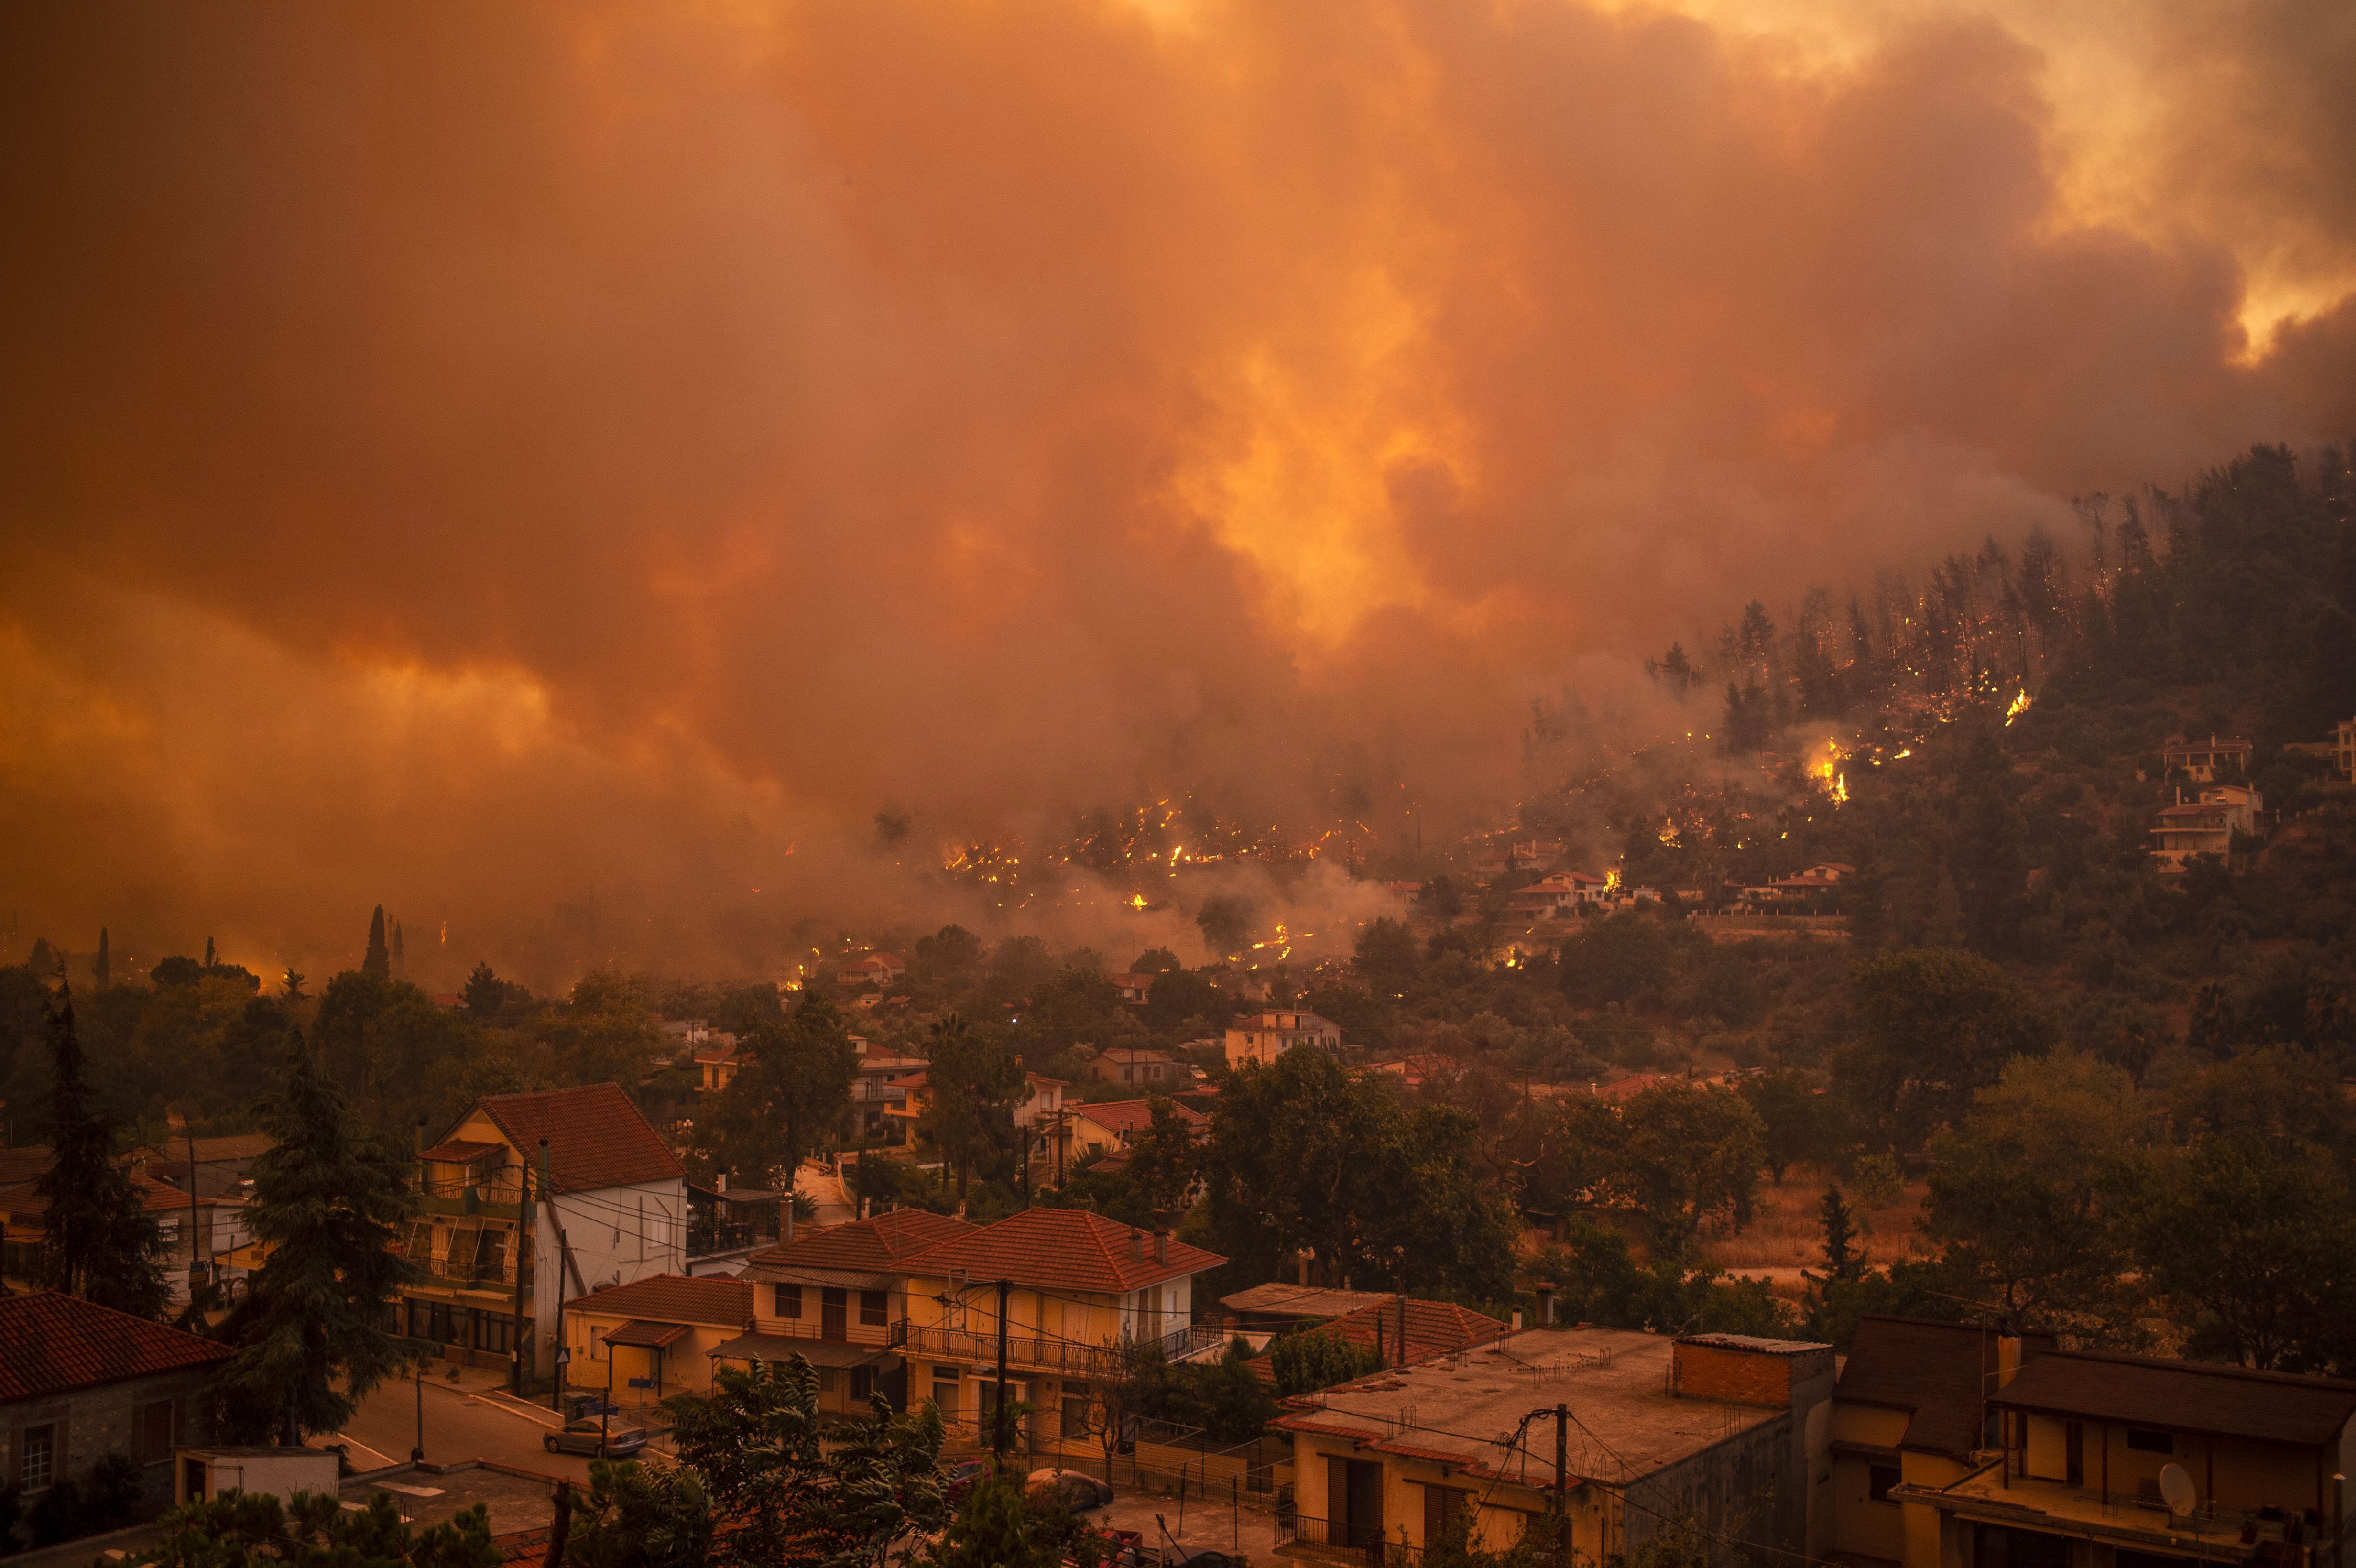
[2,0,2352,981]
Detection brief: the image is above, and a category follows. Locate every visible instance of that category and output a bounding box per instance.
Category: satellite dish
[2160,1463,2197,1518]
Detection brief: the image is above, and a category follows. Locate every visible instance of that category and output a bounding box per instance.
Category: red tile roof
[0,1145,53,1186]
[899,1207,1225,1295]
[564,1274,752,1328]
[747,1207,979,1277]
[1070,1100,1208,1139]
[464,1085,685,1195]
[1328,1298,1508,1366]
[604,1319,694,1349]
[6,1173,211,1217]
[0,1291,234,1400]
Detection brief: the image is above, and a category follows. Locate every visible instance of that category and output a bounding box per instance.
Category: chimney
[1512,1309,1524,1331]
[1154,1230,1168,1264]
[1298,1250,1311,1287]
[1130,1228,1144,1262]
[715,1171,727,1195]
[1996,1331,2031,1389]
[1535,1284,1557,1326]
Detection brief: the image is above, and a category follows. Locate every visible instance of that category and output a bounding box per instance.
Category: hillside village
[3,448,2354,1566]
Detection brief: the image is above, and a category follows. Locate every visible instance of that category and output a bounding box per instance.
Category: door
[822,1287,848,1341]
[1325,1456,1384,1554]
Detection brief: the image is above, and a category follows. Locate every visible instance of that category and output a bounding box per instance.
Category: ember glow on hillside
[1,0,2351,974]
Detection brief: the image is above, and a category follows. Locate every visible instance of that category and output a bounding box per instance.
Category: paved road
[335,1372,606,1485]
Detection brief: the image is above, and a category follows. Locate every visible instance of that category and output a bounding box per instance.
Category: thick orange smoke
[1,0,2350,981]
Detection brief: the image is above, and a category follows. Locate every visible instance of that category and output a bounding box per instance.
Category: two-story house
[1504,872,1612,921]
[894,1208,1224,1446]
[1222,1011,1343,1067]
[0,1165,222,1312]
[2150,785,2264,872]
[732,1207,980,1418]
[1066,1098,1208,1161]
[3,1291,233,1515]
[399,1083,687,1379]
[1276,1328,1833,1564]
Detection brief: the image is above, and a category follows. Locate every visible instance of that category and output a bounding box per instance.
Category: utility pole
[993,1277,1012,1466]
[412,1367,425,1462]
[184,1120,204,1306]
[509,1140,543,1396]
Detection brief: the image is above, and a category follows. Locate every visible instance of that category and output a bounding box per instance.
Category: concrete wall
[1632,1411,1793,1565]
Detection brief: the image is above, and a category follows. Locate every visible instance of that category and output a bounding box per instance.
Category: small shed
[175,1445,341,1508]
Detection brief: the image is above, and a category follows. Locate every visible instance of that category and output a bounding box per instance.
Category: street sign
[554,1348,571,1365]
[627,1377,654,1390]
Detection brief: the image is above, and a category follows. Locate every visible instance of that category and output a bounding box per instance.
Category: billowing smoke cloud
[0,0,2349,983]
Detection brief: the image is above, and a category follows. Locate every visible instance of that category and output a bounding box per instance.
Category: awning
[604,1319,694,1349]
[709,1333,894,1369]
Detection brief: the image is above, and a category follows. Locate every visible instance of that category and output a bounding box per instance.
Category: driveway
[335,1368,613,1485]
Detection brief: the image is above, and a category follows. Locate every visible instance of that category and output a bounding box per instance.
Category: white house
[1222,1010,1343,1067]
[402,1083,688,1379]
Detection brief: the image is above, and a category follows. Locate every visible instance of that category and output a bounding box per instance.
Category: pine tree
[1819,1186,1860,1280]
[212,1030,423,1444]
[27,936,55,974]
[94,926,110,991]
[35,986,167,1317]
[362,906,390,978]
[462,961,506,1020]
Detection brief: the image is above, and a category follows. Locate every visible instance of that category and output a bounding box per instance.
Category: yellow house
[562,1274,752,1410]
[731,1206,980,1419]
[1276,1328,1833,1564]
[895,1208,1224,1447]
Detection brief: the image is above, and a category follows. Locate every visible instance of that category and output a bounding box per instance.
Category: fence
[1276,1514,1421,1567]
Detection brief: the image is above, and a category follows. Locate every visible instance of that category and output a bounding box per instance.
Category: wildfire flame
[2004,689,2033,725]
[1809,738,1851,804]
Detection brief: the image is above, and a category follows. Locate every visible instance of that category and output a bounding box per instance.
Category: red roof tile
[464,1085,685,1195]
[746,1207,979,1277]
[0,1291,233,1400]
[899,1207,1225,1295]
[418,1140,504,1164]
[1070,1100,1208,1139]
[564,1274,753,1328]
[1328,1298,1508,1365]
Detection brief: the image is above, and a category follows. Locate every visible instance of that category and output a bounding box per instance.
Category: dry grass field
[1692,1165,1932,1296]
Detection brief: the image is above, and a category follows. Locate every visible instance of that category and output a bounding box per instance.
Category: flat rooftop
[1276,1327,1787,1486]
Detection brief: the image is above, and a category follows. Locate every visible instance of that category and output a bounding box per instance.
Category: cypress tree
[362,906,390,979]
[391,920,405,979]
[36,985,168,1317]
[94,926,110,990]
[27,936,55,974]
[204,936,217,968]
[213,1029,424,1444]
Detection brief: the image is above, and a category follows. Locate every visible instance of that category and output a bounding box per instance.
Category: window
[2126,1429,2173,1454]
[859,1290,889,1328]
[774,1284,803,1319]
[21,1424,55,1491]
[932,1366,961,1417]
[1061,1384,1093,1440]
[851,1366,877,1401]
[1869,1465,1901,1504]
[139,1400,175,1464]
[817,1367,838,1394]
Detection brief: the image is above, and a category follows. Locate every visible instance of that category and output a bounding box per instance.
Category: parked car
[1025,1468,1113,1514]
[945,1459,988,1505]
[544,1421,648,1459]
[1165,1551,1238,1568]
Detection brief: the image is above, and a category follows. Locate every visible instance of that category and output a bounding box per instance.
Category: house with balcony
[2151,785,2264,872]
[1884,1344,2356,1568]
[399,1083,687,1377]
[562,1274,753,1410]
[1504,872,1612,922]
[1275,1328,1833,1566]
[2163,735,2254,783]
[731,1206,980,1419]
[894,1208,1225,1447]
[1223,1011,1344,1068]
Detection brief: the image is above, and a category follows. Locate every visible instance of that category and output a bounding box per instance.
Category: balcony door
[822,1286,848,1341]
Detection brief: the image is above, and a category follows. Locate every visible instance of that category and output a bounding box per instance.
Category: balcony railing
[1277,1513,1418,1567]
[420,1191,524,1221]
[892,1320,1219,1378]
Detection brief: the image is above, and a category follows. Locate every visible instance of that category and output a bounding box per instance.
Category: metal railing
[1277,1514,1419,1566]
